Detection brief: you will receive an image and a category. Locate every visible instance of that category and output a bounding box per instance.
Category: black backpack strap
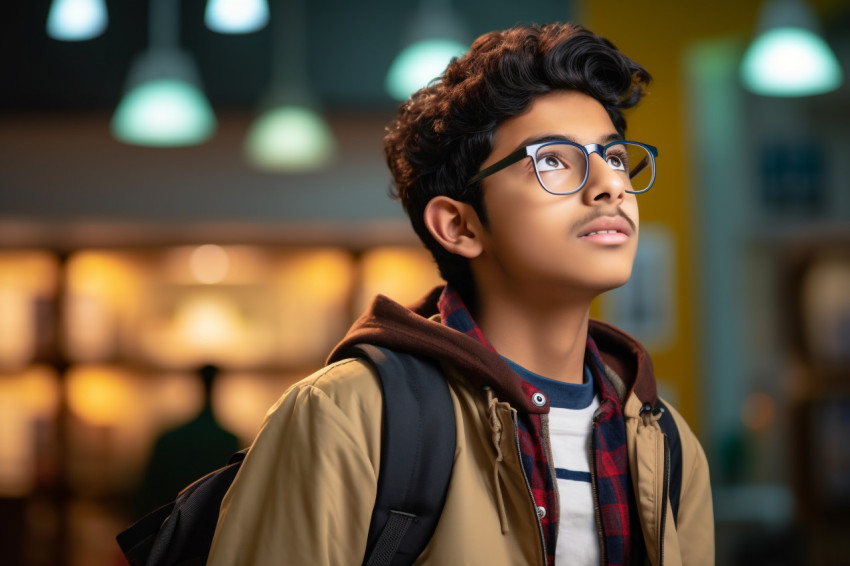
[350,344,456,566]
[655,400,682,524]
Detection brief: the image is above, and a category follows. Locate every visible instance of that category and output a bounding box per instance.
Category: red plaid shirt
[438,286,635,565]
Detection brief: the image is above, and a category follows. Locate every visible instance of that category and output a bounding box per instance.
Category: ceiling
[2,0,574,113]
[0,1,575,248]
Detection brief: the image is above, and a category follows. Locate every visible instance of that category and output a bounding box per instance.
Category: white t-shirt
[506,360,600,566]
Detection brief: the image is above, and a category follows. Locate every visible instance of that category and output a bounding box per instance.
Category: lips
[577,214,634,239]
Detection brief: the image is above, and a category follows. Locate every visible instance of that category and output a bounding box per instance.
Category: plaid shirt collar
[437,285,634,566]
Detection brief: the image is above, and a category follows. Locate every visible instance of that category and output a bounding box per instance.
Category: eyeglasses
[468,140,659,195]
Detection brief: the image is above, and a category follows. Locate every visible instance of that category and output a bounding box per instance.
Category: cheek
[477,203,535,270]
[484,189,560,244]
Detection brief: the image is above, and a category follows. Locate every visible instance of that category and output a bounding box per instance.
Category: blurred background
[2,0,850,564]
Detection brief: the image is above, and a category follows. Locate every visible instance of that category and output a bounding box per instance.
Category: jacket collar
[329,286,658,411]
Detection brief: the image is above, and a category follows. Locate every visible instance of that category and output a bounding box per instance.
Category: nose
[582,152,628,203]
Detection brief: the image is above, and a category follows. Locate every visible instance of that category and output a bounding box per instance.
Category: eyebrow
[510,132,623,153]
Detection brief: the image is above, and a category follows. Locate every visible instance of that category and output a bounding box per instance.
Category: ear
[423,196,485,259]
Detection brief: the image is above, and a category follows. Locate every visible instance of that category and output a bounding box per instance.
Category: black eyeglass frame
[467,140,659,195]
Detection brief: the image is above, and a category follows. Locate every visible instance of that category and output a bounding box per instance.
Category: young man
[207,23,713,566]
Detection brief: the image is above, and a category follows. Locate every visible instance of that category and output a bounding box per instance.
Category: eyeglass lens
[533,142,653,194]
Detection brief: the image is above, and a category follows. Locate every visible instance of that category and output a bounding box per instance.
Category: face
[471,90,640,305]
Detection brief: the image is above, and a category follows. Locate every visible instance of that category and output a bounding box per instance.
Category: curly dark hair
[383,23,651,308]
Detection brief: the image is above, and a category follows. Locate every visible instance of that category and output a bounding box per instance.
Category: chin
[575,251,636,291]
[590,270,634,294]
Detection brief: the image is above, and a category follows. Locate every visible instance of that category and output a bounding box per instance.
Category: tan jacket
[207,290,714,565]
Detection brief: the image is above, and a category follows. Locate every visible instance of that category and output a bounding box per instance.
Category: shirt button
[531,392,547,407]
[536,506,547,519]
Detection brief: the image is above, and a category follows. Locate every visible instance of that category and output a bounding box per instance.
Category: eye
[536,153,567,172]
[605,150,628,172]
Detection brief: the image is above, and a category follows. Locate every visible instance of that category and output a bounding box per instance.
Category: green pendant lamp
[111,0,216,146]
[244,0,335,172]
[385,0,469,101]
[204,0,270,34]
[46,0,108,41]
[741,0,843,96]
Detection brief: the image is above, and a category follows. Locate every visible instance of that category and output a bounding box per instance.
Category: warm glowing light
[112,79,216,146]
[244,106,336,172]
[357,247,442,312]
[0,252,58,370]
[0,287,36,370]
[164,246,270,285]
[190,245,230,284]
[0,366,60,419]
[213,373,291,443]
[65,252,142,362]
[46,0,108,41]
[205,0,269,34]
[0,409,34,497]
[139,289,276,368]
[175,295,240,347]
[273,250,354,364]
[67,252,132,296]
[66,294,116,361]
[385,38,467,101]
[0,367,59,496]
[282,250,354,299]
[0,251,58,295]
[67,366,138,427]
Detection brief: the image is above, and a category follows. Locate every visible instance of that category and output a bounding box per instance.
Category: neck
[476,288,592,384]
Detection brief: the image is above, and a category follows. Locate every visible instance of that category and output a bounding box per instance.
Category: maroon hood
[328,286,658,413]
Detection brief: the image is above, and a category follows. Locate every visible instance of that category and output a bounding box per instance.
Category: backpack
[116,344,456,566]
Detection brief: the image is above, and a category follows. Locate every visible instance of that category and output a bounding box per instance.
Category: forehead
[491,90,618,150]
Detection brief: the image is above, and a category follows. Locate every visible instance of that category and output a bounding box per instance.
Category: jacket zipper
[511,410,548,566]
[589,417,607,565]
[659,433,670,565]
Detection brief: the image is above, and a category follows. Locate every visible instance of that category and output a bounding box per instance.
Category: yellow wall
[580,0,845,433]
